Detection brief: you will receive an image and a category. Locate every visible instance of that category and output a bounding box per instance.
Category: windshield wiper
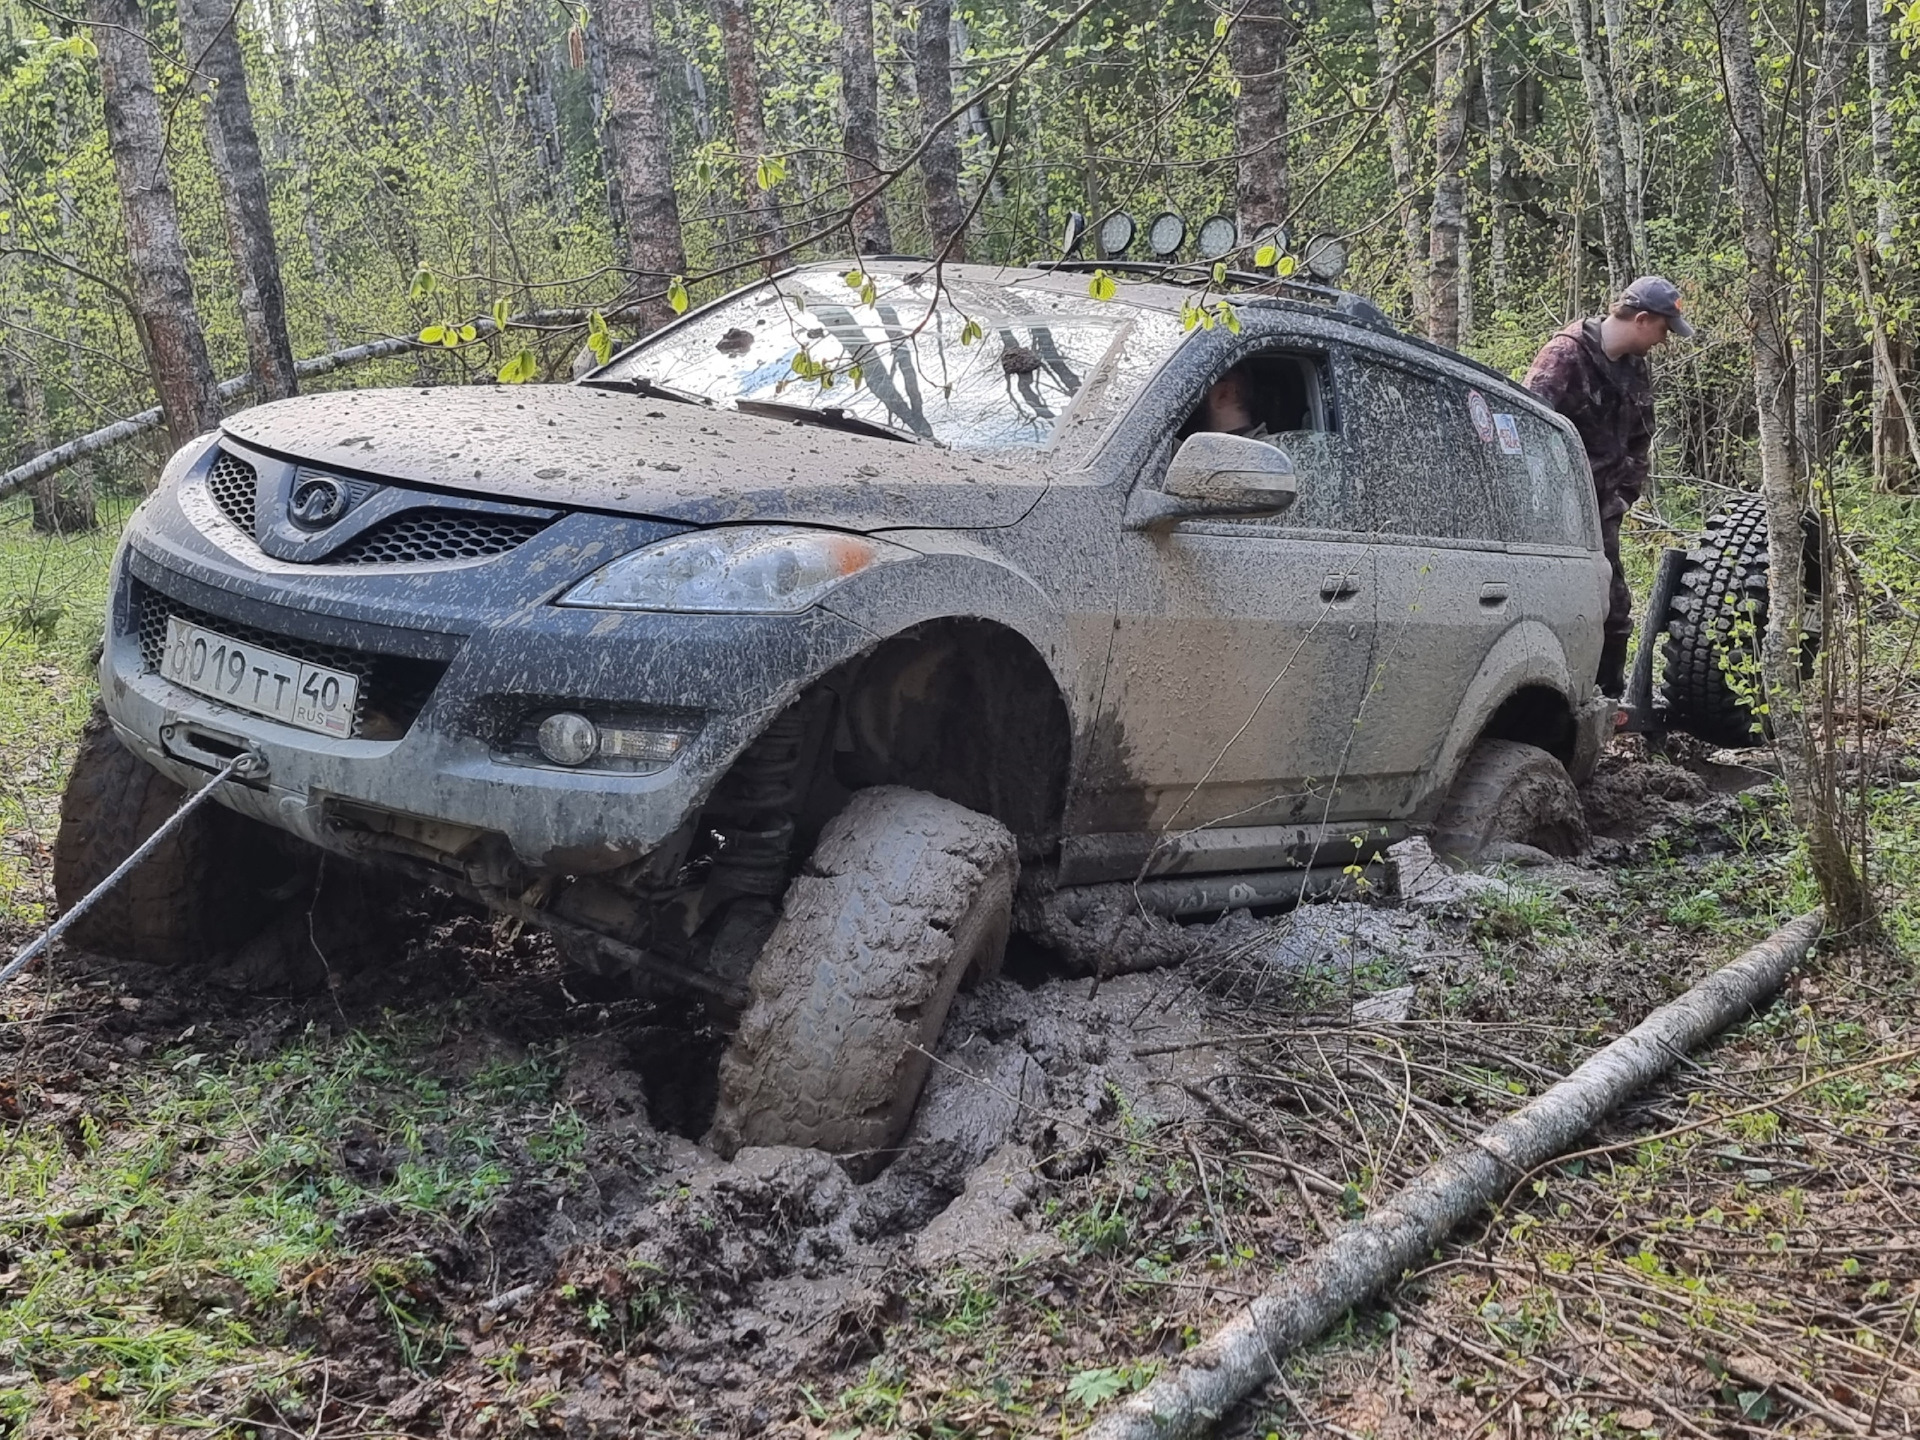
[577,374,709,406]
[733,398,919,444]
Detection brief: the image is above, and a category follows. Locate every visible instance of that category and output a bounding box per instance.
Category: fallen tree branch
[0,308,596,507]
[1086,910,1825,1440]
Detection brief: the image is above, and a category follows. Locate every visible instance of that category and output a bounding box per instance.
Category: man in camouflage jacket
[1524,276,1692,696]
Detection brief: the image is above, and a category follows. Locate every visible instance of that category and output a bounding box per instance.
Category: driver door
[1074,342,1382,848]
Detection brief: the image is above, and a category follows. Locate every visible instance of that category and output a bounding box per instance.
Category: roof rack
[1027,259,1396,332]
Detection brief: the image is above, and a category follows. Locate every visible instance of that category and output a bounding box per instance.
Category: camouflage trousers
[1598,511,1633,694]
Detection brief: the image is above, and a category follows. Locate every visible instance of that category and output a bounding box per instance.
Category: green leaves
[843,268,877,306]
[586,311,612,364]
[1276,255,1298,277]
[496,348,539,384]
[491,297,511,332]
[1088,268,1118,302]
[415,323,475,348]
[1213,11,1231,37]
[1255,244,1280,269]
[1065,1367,1129,1409]
[754,153,787,190]
[408,266,436,302]
[959,317,984,346]
[666,276,689,315]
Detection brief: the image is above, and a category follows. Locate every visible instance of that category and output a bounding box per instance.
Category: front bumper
[101,466,875,877]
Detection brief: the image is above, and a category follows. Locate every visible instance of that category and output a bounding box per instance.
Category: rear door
[1339,352,1518,815]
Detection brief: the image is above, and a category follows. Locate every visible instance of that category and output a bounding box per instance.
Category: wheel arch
[1413,621,1595,821]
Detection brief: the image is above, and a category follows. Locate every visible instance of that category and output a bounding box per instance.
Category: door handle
[1479,582,1510,607]
[1320,570,1361,601]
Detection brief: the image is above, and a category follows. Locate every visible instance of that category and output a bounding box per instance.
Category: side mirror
[1126,431,1299,529]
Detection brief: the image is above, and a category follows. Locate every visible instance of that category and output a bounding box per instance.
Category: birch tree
[837,0,893,254]
[89,0,222,450]
[1427,0,1471,347]
[1564,0,1635,291]
[180,0,299,402]
[603,0,688,326]
[1230,0,1290,239]
[1369,0,1428,327]
[716,0,786,259]
[1865,0,1910,488]
[913,0,968,261]
[1709,0,1876,936]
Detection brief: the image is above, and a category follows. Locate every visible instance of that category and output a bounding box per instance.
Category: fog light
[537,711,598,766]
[596,726,687,765]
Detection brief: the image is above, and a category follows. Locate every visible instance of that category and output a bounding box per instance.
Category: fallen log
[0,309,596,507]
[1087,909,1825,1440]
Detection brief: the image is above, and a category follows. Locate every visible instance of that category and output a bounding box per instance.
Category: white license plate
[161,617,360,738]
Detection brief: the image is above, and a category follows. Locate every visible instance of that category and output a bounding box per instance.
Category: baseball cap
[1618,275,1695,337]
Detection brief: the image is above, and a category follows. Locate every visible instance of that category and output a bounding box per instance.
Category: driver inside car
[1198,364,1273,440]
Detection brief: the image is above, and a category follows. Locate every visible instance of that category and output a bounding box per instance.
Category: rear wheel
[1431,739,1588,865]
[52,714,288,965]
[705,786,1017,1174]
[1660,494,1822,748]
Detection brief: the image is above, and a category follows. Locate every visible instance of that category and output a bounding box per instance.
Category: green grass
[0,493,133,929]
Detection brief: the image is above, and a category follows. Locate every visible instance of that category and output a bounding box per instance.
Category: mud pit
[8,741,1781,1435]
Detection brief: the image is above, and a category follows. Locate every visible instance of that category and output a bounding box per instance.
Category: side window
[1344,356,1498,542]
[1486,408,1596,548]
[1175,348,1362,532]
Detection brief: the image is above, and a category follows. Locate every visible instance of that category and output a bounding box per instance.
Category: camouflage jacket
[1523,319,1653,519]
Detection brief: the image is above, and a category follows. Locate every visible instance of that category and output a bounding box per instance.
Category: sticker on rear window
[1493,412,1524,455]
[1467,389,1496,443]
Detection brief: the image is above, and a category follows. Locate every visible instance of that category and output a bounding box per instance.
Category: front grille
[328,510,551,565]
[135,583,447,741]
[206,450,258,534]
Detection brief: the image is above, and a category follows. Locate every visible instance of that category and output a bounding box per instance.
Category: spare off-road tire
[706,786,1017,1173]
[1661,494,1822,749]
[1431,739,1589,865]
[53,714,286,966]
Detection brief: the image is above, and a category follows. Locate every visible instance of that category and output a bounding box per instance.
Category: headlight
[557,526,911,613]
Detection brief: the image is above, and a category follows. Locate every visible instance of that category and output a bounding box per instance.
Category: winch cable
[1,753,252,990]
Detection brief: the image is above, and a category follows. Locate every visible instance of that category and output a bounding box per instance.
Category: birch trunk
[1230,0,1291,238]
[716,0,786,259]
[1866,0,1908,488]
[1088,912,1826,1440]
[1599,0,1647,269]
[1710,0,1876,937]
[837,0,893,254]
[180,0,299,403]
[10,339,84,535]
[49,69,96,531]
[583,13,631,249]
[1481,36,1508,306]
[1368,0,1428,326]
[1426,0,1470,348]
[90,0,222,452]
[1794,0,1858,467]
[1564,0,1633,293]
[603,0,689,327]
[913,0,968,262]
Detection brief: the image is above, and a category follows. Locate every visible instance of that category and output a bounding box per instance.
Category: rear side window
[1344,357,1498,542]
[1485,407,1595,547]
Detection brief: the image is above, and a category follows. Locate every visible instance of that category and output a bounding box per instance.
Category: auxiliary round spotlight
[1061,210,1088,257]
[1303,231,1350,283]
[538,711,599,766]
[1248,224,1290,266]
[1197,214,1238,260]
[1146,210,1187,259]
[1098,210,1136,257]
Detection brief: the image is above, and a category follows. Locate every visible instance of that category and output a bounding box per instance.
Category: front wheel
[52,714,288,965]
[705,787,1017,1173]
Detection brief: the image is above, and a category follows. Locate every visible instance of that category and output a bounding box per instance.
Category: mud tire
[1660,494,1822,749]
[1431,739,1589,865]
[52,714,283,965]
[706,786,1017,1171]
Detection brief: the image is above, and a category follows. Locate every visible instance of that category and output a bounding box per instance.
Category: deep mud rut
[1,739,1784,1436]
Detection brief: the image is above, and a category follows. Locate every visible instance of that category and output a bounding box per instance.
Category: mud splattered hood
[219,383,1049,531]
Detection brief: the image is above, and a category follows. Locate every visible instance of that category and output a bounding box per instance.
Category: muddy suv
[58,260,1611,1166]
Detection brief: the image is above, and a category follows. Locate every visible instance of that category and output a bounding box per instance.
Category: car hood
[219,384,1049,530]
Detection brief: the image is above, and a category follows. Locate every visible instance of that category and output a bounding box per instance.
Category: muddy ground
[2,739,1790,1437]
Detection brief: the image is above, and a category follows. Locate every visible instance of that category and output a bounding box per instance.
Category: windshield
[595,271,1149,450]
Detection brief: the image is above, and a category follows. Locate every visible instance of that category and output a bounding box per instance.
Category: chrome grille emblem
[288,475,351,530]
